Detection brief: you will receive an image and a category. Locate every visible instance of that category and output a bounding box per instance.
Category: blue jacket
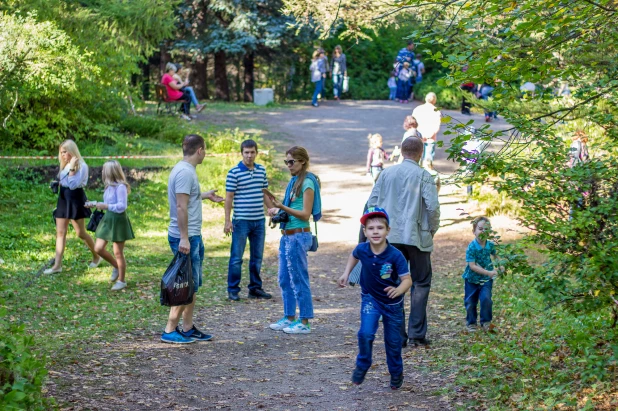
[280,172,322,229]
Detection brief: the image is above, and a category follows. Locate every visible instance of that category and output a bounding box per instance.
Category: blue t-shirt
[462,239,496,284]
[352,242,410,305]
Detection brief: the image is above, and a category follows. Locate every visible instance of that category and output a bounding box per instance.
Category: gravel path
[48,100,512,410]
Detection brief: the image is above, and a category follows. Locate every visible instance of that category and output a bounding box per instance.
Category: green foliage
[413,71,458,109]
[0,280,50,410]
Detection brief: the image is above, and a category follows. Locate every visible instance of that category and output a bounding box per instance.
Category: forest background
[1,0,618,409]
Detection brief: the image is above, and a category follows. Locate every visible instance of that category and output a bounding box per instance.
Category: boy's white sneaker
[283,321,311,334]
[269,317,293,331]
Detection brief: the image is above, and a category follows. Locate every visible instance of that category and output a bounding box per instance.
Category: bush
[0,282,49,410]
[413,71,459,109]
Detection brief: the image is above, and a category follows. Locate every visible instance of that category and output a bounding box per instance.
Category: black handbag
[87,210,105,232]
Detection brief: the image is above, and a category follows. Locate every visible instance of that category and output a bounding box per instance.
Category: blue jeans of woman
[227,219,265,294]
[356,293,404,376]
[181,86,199,108]
[312,79,322,105]
[333,74,343,97]
[464,279,493,325]
[278,232,314,319]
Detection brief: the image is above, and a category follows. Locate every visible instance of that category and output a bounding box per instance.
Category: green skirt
[95,211,135,242]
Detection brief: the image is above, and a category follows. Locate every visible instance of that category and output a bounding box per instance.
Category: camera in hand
[270,210,289,228]
[50,180,59,194]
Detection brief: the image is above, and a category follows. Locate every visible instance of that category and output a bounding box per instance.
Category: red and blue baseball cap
[360,206,390,226]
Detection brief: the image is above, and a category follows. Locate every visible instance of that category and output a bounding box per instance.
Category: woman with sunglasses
[266,146,322,334]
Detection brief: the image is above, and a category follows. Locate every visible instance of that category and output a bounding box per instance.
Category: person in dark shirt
[338,207,412,390]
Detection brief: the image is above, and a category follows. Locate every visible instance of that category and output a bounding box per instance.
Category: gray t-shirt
[168,160,202,238]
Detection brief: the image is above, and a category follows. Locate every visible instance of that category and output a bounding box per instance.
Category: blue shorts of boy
[168,234,204,293]
[353,242,409,376]
[463,239,496,325]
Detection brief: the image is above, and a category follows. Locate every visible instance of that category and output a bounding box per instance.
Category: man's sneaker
[228,292,240,301]
[390,373,404,390]
[480,322,493,332]
[269,317,293,331]
[466,324,478,332]
[160,330,196,344]
[110,267,119,282]
[177,325,212,342]
[248,289,272,300]
[351,367,367,385]
[111,281,126,291]
[283,320,311,334]
[410,338,431,347]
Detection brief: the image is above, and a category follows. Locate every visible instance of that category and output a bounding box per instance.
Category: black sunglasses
[283,159,298,166]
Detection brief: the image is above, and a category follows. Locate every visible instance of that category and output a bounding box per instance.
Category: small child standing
[366,133,388,183]
[387,72,397,100]
[463,217,502,331]
[338,207,412,389]
[88,161,135,291]
[396,62,413,103]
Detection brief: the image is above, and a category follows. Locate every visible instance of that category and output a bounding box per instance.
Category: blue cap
[361,207,389,226]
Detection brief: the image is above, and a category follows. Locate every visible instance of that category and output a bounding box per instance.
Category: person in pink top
[162,62,192,121]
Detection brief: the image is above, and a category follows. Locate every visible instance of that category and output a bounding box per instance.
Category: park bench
[155,84,183,115]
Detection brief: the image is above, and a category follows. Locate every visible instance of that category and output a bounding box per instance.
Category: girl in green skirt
[88,161,135,290]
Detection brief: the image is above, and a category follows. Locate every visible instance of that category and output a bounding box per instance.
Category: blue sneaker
[178,325,212,342]
[160,330,196,344]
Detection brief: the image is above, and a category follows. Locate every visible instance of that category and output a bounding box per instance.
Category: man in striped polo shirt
[224,139,275,301]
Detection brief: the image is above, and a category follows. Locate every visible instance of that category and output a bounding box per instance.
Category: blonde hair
[471,216,491,233]
[58,139,83,176]
[312,50,321,60]
[286,146,320,198]
[102,160,131,194]
[368,133,383,148]
[165,62,177,72]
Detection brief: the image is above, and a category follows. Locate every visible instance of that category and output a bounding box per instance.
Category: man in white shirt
[412,92,442,167]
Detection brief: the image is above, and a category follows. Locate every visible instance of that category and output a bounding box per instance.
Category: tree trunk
[160,43,171,77]
[193,56,208,100]
[214,51,230,101]
[141,62,150,101]
[243,52,255,102]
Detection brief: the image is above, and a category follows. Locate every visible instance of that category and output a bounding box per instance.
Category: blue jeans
[312,79,322,105]
[423,141,436,164]
[464,279,493,325]
[389,87,397,100]
[480,85,495,118]
[181,86,199,108]
[333,74,343,97]
[278,232,314,319]
[356,293,404,376]
[168,235,204,293]
[227,219,265,294]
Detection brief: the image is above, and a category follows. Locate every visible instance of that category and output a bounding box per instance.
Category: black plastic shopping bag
[160,252,194,306]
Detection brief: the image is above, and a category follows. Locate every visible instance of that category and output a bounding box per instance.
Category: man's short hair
[407,40,414,46]
[364,215,389,228]
[182,134,205,156]
[240,139,258,152]
[401,136,424,158]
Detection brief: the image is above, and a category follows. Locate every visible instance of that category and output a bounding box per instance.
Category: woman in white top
[45,140,100,274]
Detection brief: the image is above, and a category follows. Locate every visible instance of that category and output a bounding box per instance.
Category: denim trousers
[278,232,314,319]
[389,87,397,100]
[227,218,265,294]
[333,74,343,97]
[312,79,323,105]
[168,235,204,293]
[423,141,436,164]
[181,86,199,107]
[356,293,404,376]
[480,85,495,117]
[464,279,493,325]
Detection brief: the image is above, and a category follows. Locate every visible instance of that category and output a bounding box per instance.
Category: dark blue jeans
[464,279,493,325]
[332,74,343,97]
[312,79,323,105]
[356,293,404,376]
[168,235,204,293]
[227,219,265,294]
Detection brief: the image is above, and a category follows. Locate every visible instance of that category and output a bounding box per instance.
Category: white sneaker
[283,320,311,334]
[44,267,62,274]
[88,258,102,269]
[269,317,293,331]
[110,268,119,282]
[180,114,192,121]
[111,281,126,291]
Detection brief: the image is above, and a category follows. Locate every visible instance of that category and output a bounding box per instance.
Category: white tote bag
[342,76,349,93]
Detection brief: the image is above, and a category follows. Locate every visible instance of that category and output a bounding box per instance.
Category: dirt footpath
[48,100,512,410]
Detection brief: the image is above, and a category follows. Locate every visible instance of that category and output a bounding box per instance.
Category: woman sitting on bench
[161,62,192,121]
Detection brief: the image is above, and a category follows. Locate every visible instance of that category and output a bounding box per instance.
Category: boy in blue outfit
[463,216,503,332]
[338,207,412,390]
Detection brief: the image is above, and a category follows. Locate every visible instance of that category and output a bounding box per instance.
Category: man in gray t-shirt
[161,134,223,345]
